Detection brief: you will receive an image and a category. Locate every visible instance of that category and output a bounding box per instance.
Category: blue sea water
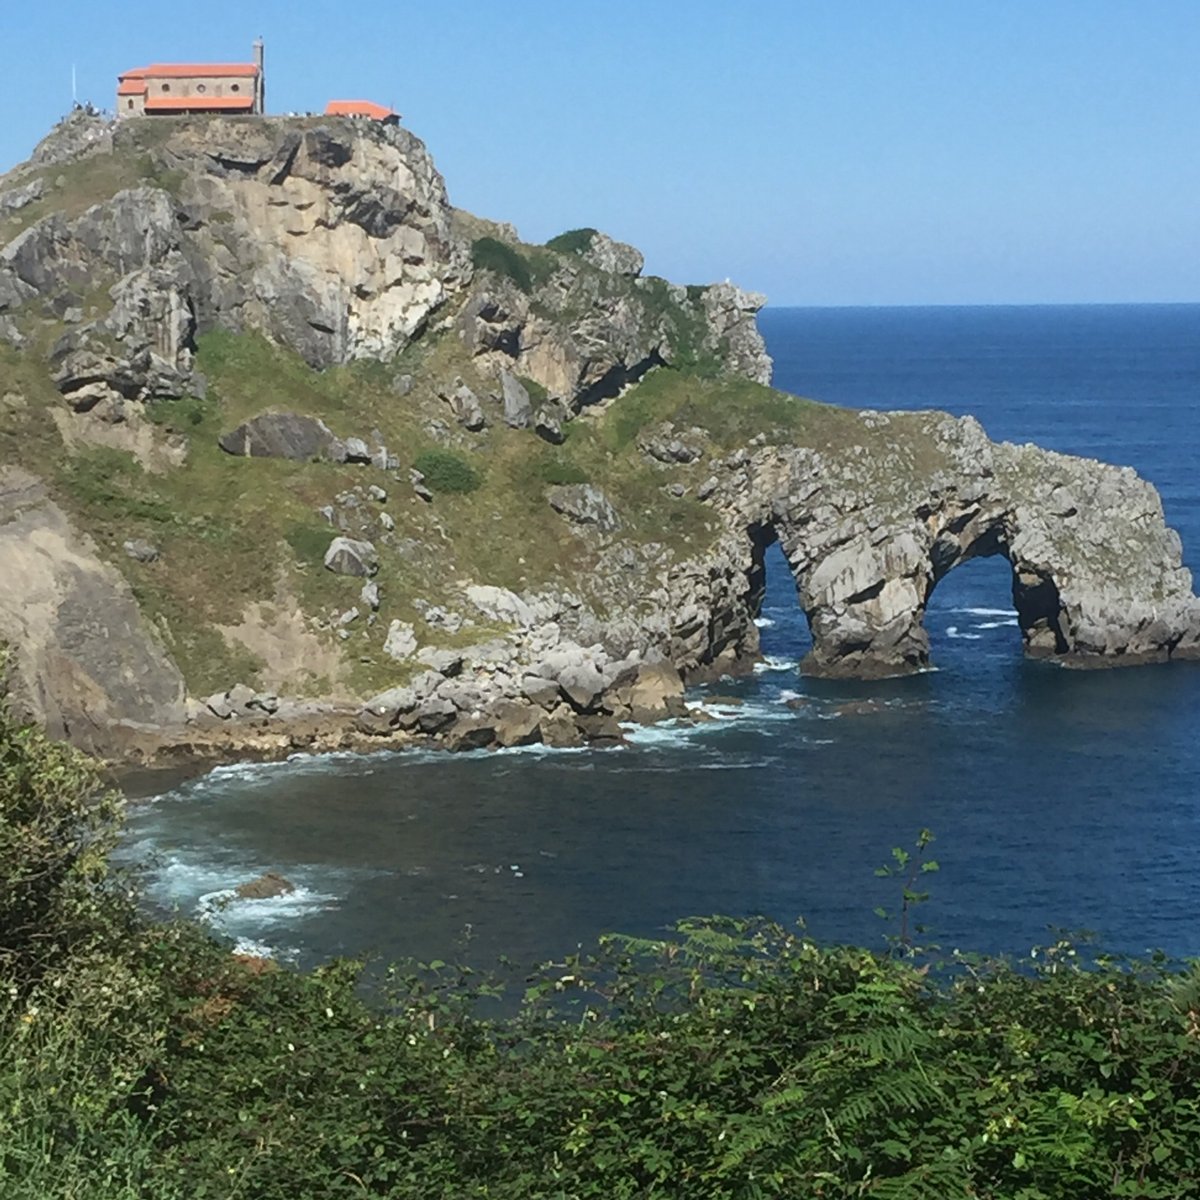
[121,304,1200,968]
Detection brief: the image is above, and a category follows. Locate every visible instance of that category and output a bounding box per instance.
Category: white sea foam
[753,616,777,629]
[753,655,798,675]
[197,883,339,931]
[975,618,1019,629]
[955,606,1015,618]
[945,626,984,640]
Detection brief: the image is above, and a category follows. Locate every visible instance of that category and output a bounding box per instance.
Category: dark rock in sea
[234,871,295,900]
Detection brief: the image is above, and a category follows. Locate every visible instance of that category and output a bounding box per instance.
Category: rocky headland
[1,110,1198,765]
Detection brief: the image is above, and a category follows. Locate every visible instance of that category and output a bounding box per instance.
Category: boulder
[227,682,257,712]
[534,406,565,444]
[491,699,543,747]
[383,619,418,660]
[234,872,295,900]
[218,412,340,461]
[521,673,561,709]
[499,369,532,429]
[620,661,686,723]
[122,538,159,563]
[443,718,496,751]
[416,647,463,675]
[547,484,620,533]
[323,536,378,577]
[576,712,625,744]
[442,381,486,431]
[414,696,457,734]
[341,436,372,464]
[557,660,606,712]
[539,704,585,748]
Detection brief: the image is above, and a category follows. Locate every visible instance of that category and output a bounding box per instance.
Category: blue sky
[3,1,1197,306]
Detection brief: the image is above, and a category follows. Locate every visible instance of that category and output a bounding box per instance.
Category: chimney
[252,37,265,113]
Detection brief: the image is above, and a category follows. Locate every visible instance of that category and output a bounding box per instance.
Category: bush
[470,237,533,293]
[0,683,131,990]
[413,448,482,494]
[544,227,598,255]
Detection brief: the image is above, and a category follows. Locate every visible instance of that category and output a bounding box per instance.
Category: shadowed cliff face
[0,113,1197,757]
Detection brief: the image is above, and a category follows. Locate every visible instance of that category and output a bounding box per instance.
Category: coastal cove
[122,303,1200,968]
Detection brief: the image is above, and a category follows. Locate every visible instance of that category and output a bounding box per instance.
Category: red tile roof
[117,79,147,96]
[324,100,399,120]
[142,62,259,78]
[143,95,256,112]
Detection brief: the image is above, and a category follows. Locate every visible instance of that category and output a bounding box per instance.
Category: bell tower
[252,37,265,113]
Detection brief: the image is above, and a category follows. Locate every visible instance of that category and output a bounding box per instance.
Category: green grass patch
[284,520,334,565]
[533,456,589,486]
[57,448,174,524]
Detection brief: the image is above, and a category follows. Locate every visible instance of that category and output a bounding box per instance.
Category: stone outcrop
[0,466,186,750]
[547,484,621,532]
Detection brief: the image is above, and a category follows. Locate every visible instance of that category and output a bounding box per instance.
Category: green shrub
[470,237,533,293]
[0,681,131,990]
[544,227,598,255]
[413,448,482,494]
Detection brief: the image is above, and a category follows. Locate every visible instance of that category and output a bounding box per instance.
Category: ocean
[119,304,1200,968]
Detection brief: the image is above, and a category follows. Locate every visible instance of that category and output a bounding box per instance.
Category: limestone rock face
[0,466,186,751]
[1,114,771,425]
[578,231,644,277]
[0,116,468,393]
[456,256,772,409]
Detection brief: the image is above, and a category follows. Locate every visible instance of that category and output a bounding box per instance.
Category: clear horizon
[4,1,1197,308]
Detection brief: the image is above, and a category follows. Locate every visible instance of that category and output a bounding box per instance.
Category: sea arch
[682,416,1200,681]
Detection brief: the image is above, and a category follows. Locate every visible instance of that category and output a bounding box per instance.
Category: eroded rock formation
[643,412,1200,680]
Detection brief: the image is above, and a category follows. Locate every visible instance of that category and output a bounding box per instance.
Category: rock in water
[235,872,295,900]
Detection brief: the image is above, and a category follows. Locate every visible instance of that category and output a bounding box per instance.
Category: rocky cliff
[0,111,1197,761]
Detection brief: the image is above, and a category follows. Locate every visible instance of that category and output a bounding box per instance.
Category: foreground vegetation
[4,695,1200,1197]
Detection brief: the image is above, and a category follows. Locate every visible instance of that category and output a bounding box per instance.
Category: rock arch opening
[744,522,812,670]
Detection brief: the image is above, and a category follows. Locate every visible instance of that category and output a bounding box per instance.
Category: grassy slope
[2,320,949,698]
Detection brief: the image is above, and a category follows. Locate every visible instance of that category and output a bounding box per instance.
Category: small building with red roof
[324,100,400,125]
[117,40,265,117]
